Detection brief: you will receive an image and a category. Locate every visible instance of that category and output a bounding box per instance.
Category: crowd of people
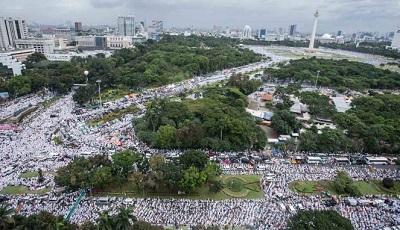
[3,163,399,229]
[1,56,399,229]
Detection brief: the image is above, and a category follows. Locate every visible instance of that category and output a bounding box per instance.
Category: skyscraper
[308,10,319,51]
[337,30,343,36]
[243,25,252,39]
[148,20,163,41]
[75,22,82,32]
[289,24,297,36]
[259,29,267,40]
[391,27,400,50]
[0,17,28,50]
[118,16,135,36]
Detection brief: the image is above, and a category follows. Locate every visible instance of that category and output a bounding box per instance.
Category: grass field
[290,180,400,196]
[20,171,39,179]
[88,105,138,126]
[0,185,50,195]
[94,175,263,200]
[100,88,133,102]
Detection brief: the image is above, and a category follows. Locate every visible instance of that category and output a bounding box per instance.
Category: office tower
[337,30,343,36]
[259,29,267,39]
[118,16,135,36]
[75,22,82,32]
[0,17,28,50]
[289,24,297,36]
[148,20,163,40]
[308,10,319,50]
[391,27,400,50]
[243,25,252,39]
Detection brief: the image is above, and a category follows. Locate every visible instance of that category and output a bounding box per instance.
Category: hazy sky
[1,0,399,33]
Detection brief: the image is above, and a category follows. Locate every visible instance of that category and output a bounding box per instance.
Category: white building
[148,20,163,41]
[75,36,96,48]
[42,34,69,50]
[76,35,133,50]
[15,38,55,54]
[106,35,133,49]
[0,49,34,76]
[318,33,335,44]
[0,17,28,50]
[118,16,135,36]
[242,25,252,39]
[45,51,112,62]
[391,28,400,50]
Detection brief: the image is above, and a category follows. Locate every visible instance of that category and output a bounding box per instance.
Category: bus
[306,156,323,164]
[334,157,351,165]
[365,157,389,165]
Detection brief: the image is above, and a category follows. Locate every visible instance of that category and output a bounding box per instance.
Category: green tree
[112,150,141,180]
[0,204,14,229]
[178,166,207,193]
[287,210,354,230]
[155,125,177,148]
[97,211,114,230]
[179,150,208,171]
[271,110,299,135]
[91,166,113,189]
[113,208,137,230]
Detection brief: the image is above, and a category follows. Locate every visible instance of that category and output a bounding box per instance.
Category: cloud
[0,0,398,32]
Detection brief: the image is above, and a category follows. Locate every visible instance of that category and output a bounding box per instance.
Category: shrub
[382,178,394,189]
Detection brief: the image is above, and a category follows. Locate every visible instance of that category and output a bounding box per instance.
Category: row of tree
[54,150,143,191]
[322,41,400,59]
[0,204,162,230]
[264,57,400,90]
[1,36,262,104]
[135,86,266,151]
[334,94,400,154]
[128,151,222,194]
[55,149,222,194]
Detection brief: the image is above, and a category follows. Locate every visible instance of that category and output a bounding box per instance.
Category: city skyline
[0,0,399,33]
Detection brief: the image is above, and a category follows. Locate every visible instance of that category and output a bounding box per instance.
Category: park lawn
[20,171,39,179]
[94,175,263,200]
[87,105,138,126]
[0,185,50,195]
[100,88,133,102]
[290,180,400,196]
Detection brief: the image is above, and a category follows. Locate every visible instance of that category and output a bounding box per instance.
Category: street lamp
[84,70,89,85]
[314,70,320,89]
[96,79,102,108]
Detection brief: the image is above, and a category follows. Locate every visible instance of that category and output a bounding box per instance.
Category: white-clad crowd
[1,57,399,230]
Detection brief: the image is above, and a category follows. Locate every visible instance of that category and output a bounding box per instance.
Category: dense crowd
[1,55,399,229]
[3,163,400,229]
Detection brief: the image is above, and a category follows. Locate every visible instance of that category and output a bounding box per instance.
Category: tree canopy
[135,86,266,151]
[1,36,261,103]
[265,57,400,90]
[287,210,354,230]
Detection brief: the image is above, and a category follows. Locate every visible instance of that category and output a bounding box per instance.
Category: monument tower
[307,10,319,52]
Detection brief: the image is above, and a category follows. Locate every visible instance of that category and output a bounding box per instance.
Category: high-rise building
[75,22,82,32]
[118,16,135,36]
[289,24,297,36]
[308,10,319,51]
[391,27,400,50]
[242,25,252,39]
[0,17,28,50]
[15,38,55,54]
[337,30,343,36]
[148,20,163,40]
[259,29,267,40]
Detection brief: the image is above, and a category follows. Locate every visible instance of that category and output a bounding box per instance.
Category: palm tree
[97,211,113,230]
[114,208,137,230]
[0,204,15,229]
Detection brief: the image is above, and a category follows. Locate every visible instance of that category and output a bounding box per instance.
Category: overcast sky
[1,0,399,33]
